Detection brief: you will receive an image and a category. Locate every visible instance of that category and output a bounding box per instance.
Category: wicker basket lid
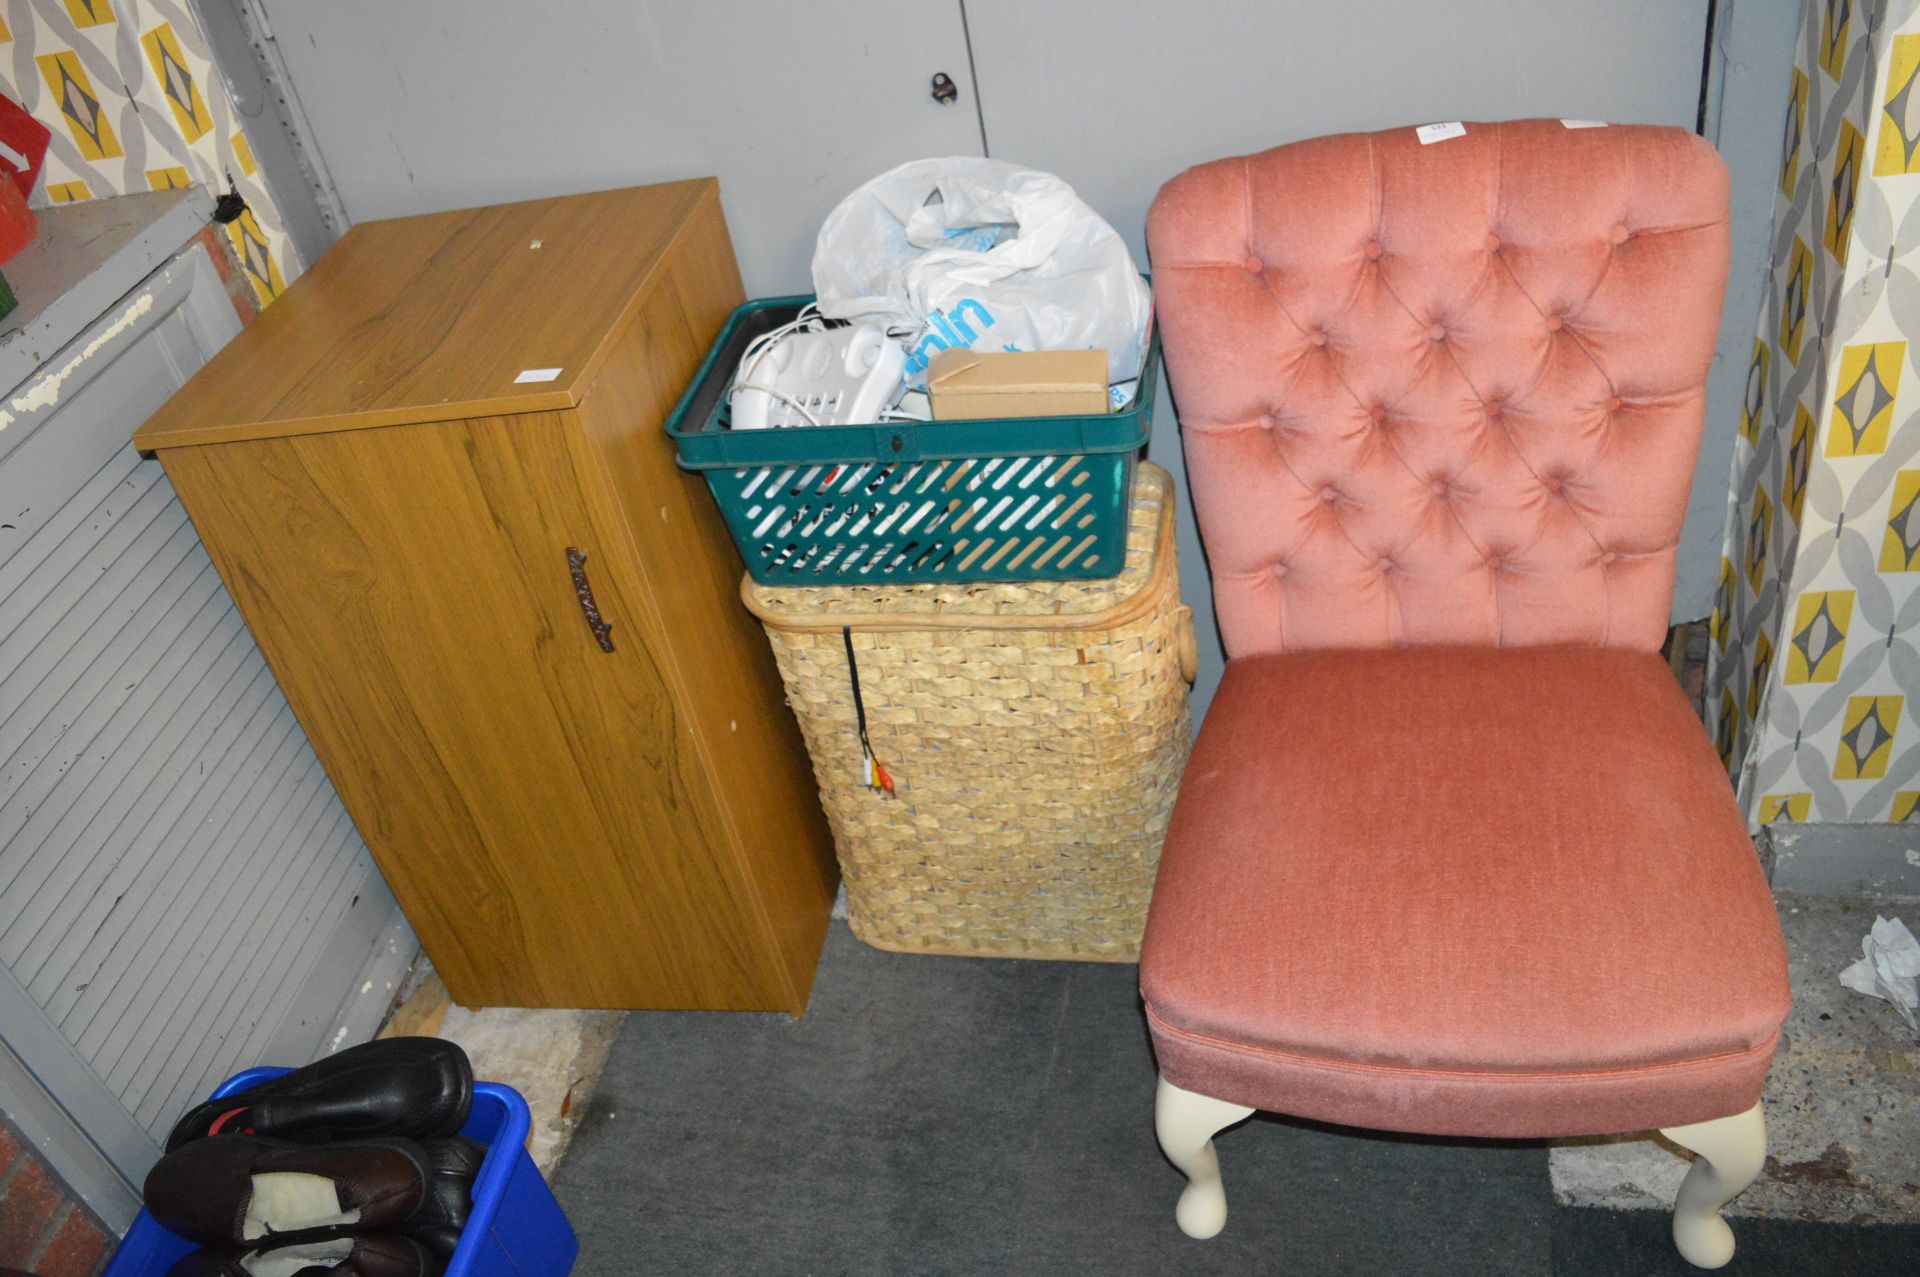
[743,462,1174,631]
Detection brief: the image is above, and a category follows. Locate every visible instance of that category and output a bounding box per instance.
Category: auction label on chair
[1416,122,1467,144]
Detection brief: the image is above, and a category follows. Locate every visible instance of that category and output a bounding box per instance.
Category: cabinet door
[160,411,791,1010]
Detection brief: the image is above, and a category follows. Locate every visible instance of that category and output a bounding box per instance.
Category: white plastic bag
[811,157,1152,388]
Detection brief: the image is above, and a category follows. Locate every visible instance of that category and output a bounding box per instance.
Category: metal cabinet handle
[566,547,616,653]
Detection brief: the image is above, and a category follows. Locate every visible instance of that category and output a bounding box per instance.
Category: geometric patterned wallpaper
[1708,0,1920,827]
[0,0,299,305]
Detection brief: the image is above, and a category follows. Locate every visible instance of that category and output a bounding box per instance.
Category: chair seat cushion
[1139,646,1790,1138]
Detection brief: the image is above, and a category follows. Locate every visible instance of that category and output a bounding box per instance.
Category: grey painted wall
[256,0,1794,721]
[253,1,986,303]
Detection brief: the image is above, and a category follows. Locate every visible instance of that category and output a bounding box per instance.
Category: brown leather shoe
[144,1136,432,1248]
[165,1234,436,1276]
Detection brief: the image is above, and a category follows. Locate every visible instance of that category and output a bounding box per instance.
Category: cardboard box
[927,348,1109,420]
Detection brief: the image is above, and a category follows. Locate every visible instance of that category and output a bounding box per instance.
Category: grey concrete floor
[512,885,1919,1229]
[551,919,1920,1275]
[552,924,1558,1277]
[1550,893,1920,1224]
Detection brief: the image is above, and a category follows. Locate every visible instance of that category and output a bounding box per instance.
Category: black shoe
[144,1135,464,1250]
[166,1039,471,1151]
[397,1137,485,1260]
[165,1233,438,1276]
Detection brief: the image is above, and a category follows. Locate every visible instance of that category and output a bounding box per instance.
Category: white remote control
[730,323,907,429]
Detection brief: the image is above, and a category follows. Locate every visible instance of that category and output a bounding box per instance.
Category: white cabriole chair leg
[1155,1073,1255,1239]
[1659,1102,1767,1269]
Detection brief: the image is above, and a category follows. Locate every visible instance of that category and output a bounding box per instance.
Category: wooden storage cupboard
[134,181,838,1012]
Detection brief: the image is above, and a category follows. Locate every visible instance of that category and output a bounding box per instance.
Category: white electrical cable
[734,304,824,376]
[733,381,824,427]
[728,304,829,427]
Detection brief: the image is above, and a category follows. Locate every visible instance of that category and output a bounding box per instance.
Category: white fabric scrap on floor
[1839,915,1920,1031]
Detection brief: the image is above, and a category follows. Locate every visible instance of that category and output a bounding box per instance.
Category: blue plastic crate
[103,1067,577,1277]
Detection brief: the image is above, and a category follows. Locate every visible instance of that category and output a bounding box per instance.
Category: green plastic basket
[668,294,1156,585]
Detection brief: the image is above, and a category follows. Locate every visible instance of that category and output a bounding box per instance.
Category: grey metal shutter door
[0,240,413,1219]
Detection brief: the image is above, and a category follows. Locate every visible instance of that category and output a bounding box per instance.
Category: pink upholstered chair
[1142,120,1790,1269]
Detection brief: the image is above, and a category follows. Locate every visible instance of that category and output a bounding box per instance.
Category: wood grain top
[134,179,716,451]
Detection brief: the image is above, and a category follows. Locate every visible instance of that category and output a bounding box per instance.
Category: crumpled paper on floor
[1839,915,1920,1032]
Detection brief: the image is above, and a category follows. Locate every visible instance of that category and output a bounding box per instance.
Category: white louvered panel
[6,573,256,996]
[125,810,365,1131]
[0,516,221,950]
[27,621,262,1017]
[0,442,384,1141]
[50,670,288,1039]
[104,725,349,1106]
[0,243,409,1166]
[2,577,234,980]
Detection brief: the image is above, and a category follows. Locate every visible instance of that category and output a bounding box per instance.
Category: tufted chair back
[1148,120,1730,659]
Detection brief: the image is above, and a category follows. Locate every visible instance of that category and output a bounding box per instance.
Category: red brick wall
[191,224,265,329]
[0,1118,111,1277]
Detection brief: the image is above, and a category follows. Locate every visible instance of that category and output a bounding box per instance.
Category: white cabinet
[0,192,413,1229]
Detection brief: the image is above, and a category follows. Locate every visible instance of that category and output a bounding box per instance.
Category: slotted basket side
[752,466,1194,961]
[710,450,1134,585]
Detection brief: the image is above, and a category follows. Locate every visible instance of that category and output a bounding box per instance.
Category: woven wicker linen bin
[742,463,1194,961]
